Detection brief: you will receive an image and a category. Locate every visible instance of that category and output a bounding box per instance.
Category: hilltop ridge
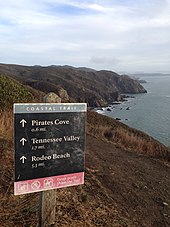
[0,63,146,107]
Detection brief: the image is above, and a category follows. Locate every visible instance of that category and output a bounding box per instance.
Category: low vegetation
[0,111,39,226]
[0,109,13,141]
[0,75,33,109]
[0,74,45,110]
[87,111,170,161]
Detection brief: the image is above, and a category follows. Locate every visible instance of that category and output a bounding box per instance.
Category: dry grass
[87,111,170,161]
[0,136,39,227]
[0,110,39,227]
[53,168,130,227]
[0,109,13,141]
[105,127,169,158]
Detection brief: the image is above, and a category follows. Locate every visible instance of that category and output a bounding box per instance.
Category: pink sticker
[14,172,84,195]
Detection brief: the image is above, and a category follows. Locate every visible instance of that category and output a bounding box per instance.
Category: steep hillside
[87,111,170,161]
[0,63,146,107]
[0,75,44,109]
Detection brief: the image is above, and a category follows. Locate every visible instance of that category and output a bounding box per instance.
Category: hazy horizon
[1,62,170,75]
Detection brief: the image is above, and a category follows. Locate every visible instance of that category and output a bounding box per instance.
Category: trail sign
[14,103,86,195]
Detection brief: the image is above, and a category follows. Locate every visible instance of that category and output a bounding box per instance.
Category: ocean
[97,75,170,147]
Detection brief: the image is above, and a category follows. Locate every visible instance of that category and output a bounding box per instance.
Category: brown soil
[84,135,170,227]
[53,134,170,227]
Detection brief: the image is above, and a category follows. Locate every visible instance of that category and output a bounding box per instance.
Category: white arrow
[20,138,27,146]
[20,119,27,127]
[20,156,27,164]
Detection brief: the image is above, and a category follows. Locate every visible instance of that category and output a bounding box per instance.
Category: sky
[0,0,170,73]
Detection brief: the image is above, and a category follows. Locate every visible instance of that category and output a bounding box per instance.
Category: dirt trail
[86,135,170,227]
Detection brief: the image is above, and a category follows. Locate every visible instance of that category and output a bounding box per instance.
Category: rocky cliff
[0,63,146,107]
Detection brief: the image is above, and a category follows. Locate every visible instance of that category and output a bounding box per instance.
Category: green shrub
[0,75,33,109]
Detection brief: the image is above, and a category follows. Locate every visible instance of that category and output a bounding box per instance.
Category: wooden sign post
[39,93,61,227]
[14,93,86,227]
[39,189,56,226]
